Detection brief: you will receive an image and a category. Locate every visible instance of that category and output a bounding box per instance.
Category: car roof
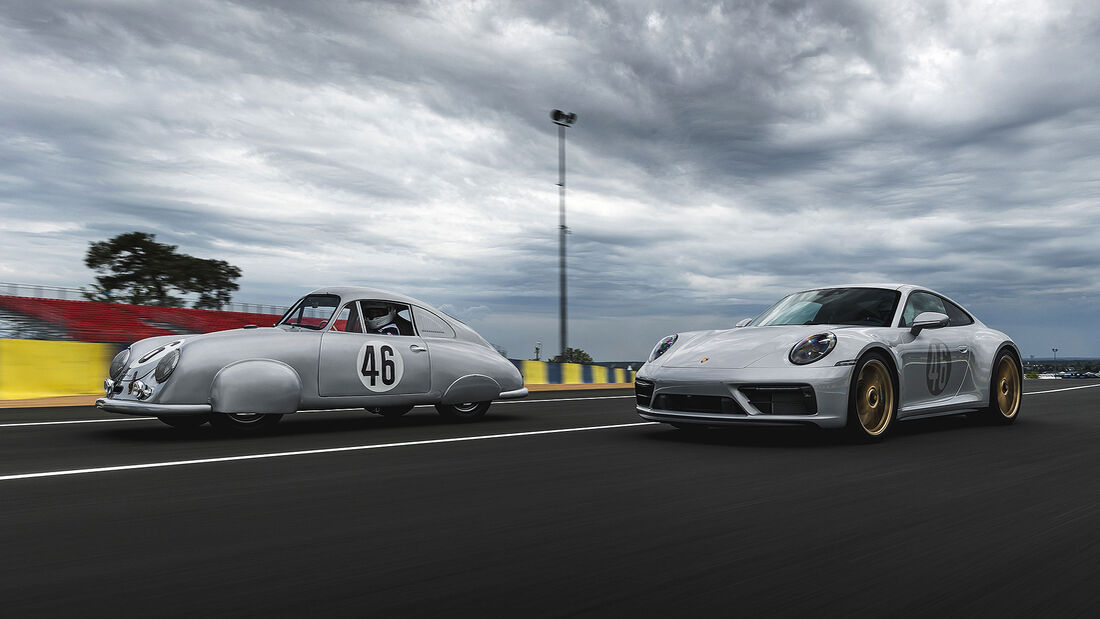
[303,286,433,309]
[794,284,974,313]
[801,283,908,291]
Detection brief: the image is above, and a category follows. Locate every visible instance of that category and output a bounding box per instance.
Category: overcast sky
[2,0,1098,360]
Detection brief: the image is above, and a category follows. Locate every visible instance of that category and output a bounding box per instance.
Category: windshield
[277,294,341,330]
[750,288,900,327]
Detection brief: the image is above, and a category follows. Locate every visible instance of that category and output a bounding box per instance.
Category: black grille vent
[634,379,654,406]
[653,394,745,415]
[739,385,817,415]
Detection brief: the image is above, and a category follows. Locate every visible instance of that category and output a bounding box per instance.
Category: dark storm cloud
[2,0,1099,359]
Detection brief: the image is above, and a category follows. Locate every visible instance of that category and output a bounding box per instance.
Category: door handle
[410,345,427,353]
[957,346,969,354]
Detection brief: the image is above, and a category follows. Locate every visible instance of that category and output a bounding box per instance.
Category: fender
[210,358,302,414]
[441,374,501,405]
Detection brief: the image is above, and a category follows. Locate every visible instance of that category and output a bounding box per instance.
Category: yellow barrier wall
[0,339,113,399]
[560,362,583,384]
[519,360,549,385]
[512,359,637,385]
[591,365,608,383]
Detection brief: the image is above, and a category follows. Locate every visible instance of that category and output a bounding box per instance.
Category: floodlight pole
[551,110,576,360]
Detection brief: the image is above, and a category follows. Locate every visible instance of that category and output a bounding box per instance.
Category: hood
[660,325,845,369]
[126,327,284,372]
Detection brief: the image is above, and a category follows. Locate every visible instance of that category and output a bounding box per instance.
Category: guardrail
[0,282,287,315]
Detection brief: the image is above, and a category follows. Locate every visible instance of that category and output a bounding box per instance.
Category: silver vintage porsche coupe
[634,284,1022,440]
[96,286,527,432]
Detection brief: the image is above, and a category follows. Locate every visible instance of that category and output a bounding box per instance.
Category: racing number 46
[361,344,397,386]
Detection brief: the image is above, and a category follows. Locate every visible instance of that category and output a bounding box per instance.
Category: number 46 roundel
[356,341,405,393]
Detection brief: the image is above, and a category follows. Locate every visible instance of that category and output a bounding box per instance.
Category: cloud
[1,0,1098,359]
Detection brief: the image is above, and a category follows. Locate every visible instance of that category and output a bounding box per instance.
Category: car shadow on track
[643,413,999,448]
[88,411,528,443]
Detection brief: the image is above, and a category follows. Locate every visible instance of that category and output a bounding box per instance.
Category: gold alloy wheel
[856,359,894,436]
[994,356,1021,419]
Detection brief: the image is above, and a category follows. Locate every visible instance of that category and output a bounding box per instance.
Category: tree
[550,347,594,364]
[84,232,242,309]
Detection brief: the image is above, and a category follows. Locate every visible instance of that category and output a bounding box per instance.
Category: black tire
[846,352,897,441]
[977,350,1022,425]
[435,401,490,421]
[208,413,283,434]
[366,405,414,417]
[157,415,209,429]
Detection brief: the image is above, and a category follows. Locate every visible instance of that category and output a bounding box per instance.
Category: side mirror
[735,318,752,328]
[910,311,949,336]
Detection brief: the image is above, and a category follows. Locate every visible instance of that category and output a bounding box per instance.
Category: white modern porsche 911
[634,284,1022,440]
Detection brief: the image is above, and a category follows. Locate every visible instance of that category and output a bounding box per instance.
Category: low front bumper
[637,406,840,428]
[96,398,212,417]
[634,365,853,430]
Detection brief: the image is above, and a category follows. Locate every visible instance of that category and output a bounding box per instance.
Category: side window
[941,298,974,326]
[900,292,947,327]
[357,301,416,336]
[334,303,363,332]
[411,306,456,338]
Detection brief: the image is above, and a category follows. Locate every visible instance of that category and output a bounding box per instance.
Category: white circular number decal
[356,340,404,392]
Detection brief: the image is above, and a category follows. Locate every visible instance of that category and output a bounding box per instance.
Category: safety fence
[0,282,287,316]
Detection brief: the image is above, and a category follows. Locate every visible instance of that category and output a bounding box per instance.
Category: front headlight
[650,334,678,361]
[789,332,836,365]
[109,348,131,379]
[155,349,180,382]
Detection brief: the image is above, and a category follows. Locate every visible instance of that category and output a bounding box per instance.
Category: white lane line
[0,394,636,429]
[0,417,153,428]
[1023,383,1100,395]
[0,422,658,482]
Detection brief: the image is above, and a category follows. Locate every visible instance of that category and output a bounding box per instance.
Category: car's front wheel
[846,353,897,441]
[435,401,490,421]
[157,415,209,430]
[977,350,1021,425]
[209,413,283,434]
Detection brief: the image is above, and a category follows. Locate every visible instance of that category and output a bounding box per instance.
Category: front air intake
[738,385,817,415]
[634,379,654,406]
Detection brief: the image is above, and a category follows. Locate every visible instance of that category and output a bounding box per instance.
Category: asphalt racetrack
[3,380,1100,617]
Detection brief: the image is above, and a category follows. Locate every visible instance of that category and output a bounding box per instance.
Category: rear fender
[210,359,302,414]
[441,374,501,405]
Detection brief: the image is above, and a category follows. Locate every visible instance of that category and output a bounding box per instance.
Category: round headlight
[155,349,180,382]
[110,348,131,379]
[789,332,837,365]
[650,334,678,361]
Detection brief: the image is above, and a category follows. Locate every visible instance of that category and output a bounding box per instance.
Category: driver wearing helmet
[363,302,400,336]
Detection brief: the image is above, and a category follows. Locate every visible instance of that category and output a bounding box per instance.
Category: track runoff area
[3,380,1100,615]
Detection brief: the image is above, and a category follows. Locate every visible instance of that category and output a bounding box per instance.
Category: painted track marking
[1023,383,1100,395]
[0,422,658,482]
[0,395,636,428]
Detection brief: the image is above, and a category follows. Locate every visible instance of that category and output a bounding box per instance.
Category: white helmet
[364,303,396,330]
